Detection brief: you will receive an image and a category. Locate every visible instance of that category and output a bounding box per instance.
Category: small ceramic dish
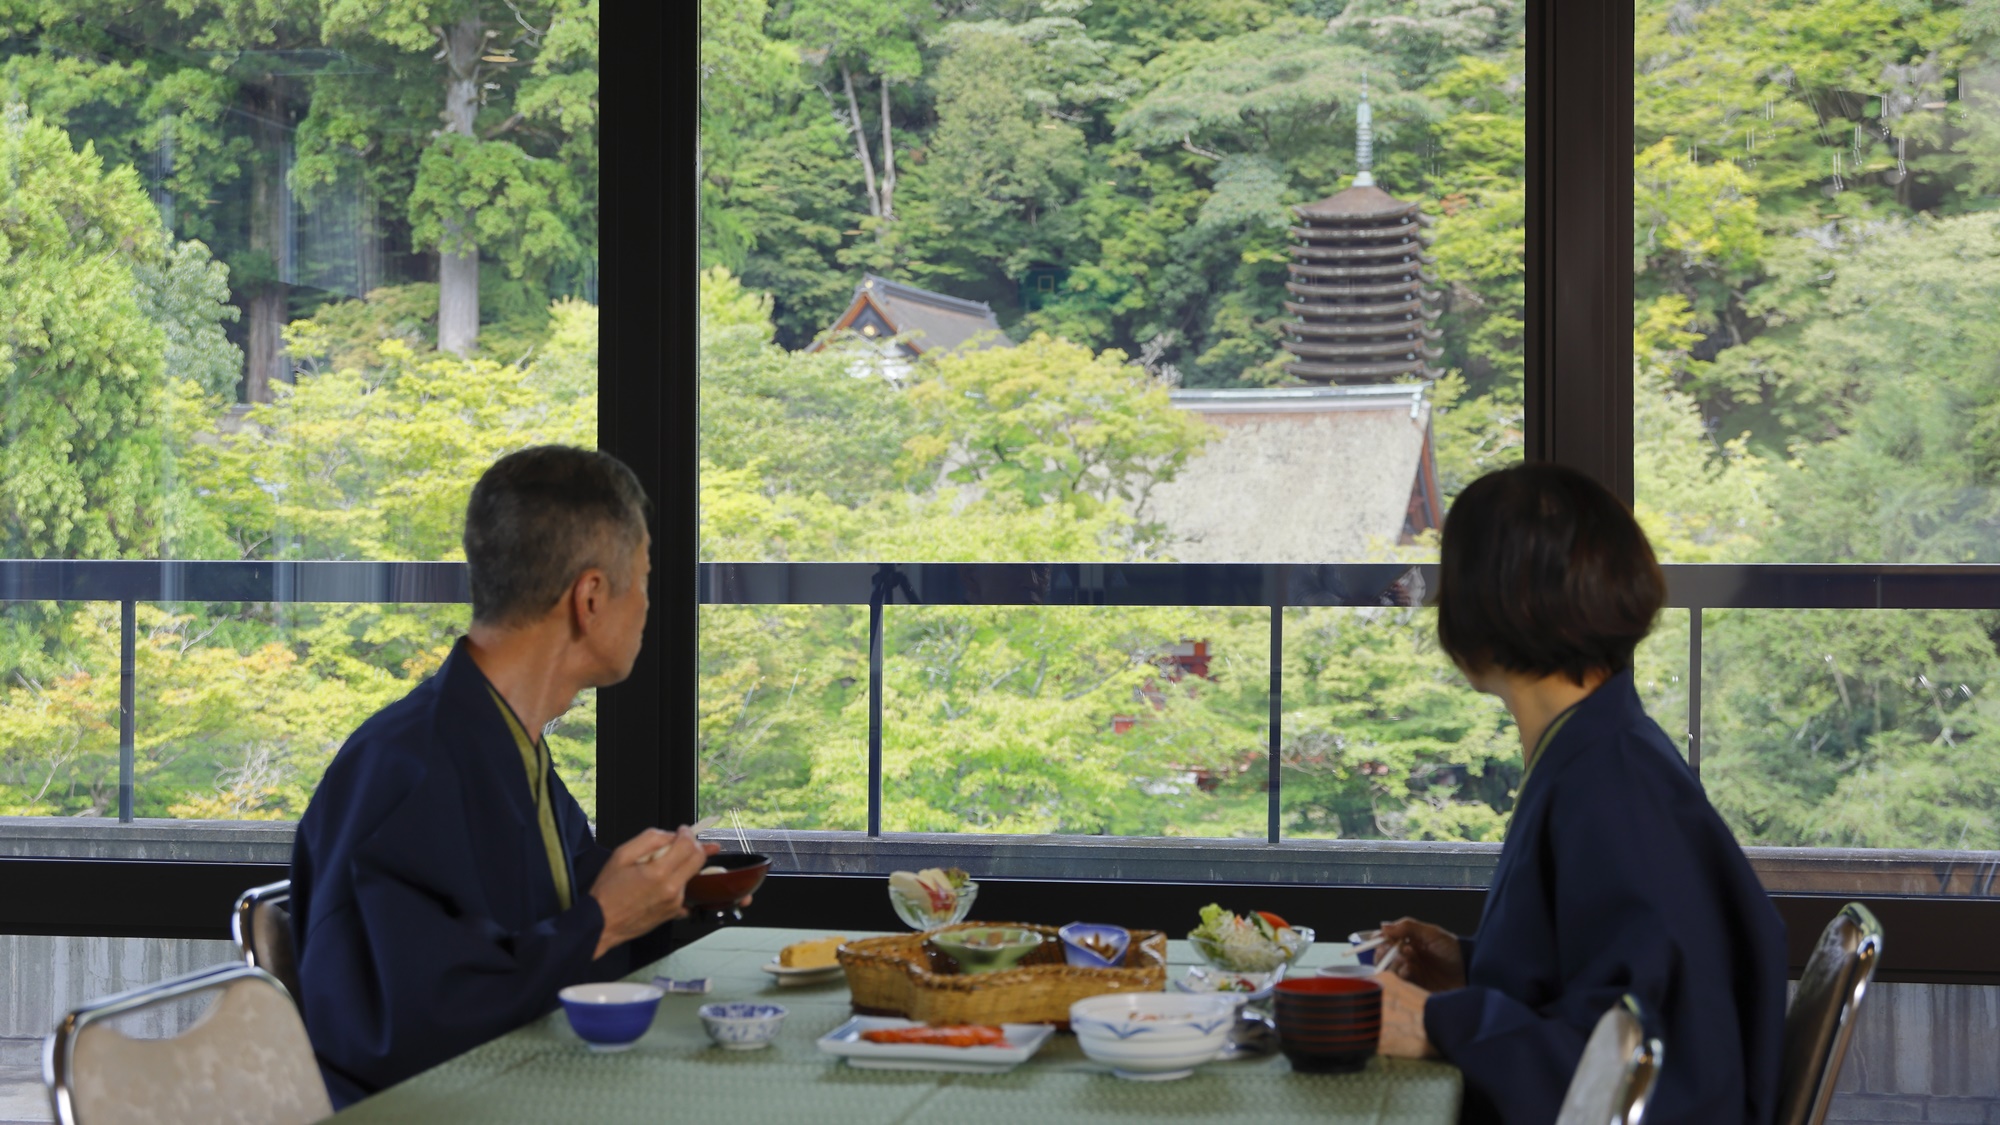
[1057,922,1130,968]
[558,982,663,1052]
[926,926,1045,974]
[685,852,770,909]
[759,957,844,986]
[697,1001,788,1050]
[1174,964,1284,1004]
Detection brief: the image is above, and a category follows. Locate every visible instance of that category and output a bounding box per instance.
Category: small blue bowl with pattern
[698,1001,788,1050]
[1058,922,1131,968]
[559,982,663,1051]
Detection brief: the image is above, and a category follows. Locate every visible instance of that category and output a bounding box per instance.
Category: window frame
[5,0,1999,987]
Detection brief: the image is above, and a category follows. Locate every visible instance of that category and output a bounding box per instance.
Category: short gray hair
[463,446,648,626]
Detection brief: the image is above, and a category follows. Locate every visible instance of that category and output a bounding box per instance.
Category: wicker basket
[837,922,1167,1026]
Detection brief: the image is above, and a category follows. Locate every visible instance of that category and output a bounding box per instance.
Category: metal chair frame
[1782,902,1884,1125]
[231,878,293,974]
[1554,994,1666,1125]
[43,962,295,1125]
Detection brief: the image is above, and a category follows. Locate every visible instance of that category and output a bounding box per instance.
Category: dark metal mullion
[595,0,694,842]
[1525,0,1637,499]
[118,600,135,824]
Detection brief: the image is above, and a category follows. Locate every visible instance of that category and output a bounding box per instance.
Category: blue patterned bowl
[1058,922,1131,968]
[698,1002,788,1050]
[559,982,663,1052]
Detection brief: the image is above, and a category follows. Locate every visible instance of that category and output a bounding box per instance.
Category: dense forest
[696,0,2000,849]
[2,0,1996,856]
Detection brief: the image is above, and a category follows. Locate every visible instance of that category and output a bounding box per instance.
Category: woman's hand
[1376,971,1439,1059]
[1378,916,1467,992]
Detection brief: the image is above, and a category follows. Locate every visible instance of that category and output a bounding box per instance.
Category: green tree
[0,112,238,558]
[305,0,596,356]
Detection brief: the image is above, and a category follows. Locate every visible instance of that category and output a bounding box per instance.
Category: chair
[232,878,303,1006]
[44,962,332,1125]
[1777,902,1884,1125]
[1553,995,1665,1125]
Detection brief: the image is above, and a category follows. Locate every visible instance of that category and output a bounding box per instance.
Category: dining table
[329,926,1463,1124]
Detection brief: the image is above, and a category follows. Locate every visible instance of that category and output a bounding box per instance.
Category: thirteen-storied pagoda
[1280,83,1443,383]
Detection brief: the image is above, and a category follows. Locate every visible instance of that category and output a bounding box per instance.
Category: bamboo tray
[837,921,1167,1026]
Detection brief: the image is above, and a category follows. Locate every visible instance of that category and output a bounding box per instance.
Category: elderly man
[290,446,712,1107]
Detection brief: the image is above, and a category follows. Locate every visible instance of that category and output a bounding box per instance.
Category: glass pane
[1701,609,2000,856]
[1,8,600,822]
[1279,607,1517,848]
[881,606,1270,838]
[1632,0,1999,564]
[699,2,1526,568]
[698,604,869,833]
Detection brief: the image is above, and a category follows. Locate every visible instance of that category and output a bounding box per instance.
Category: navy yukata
[1424,670,1788,1125]
[290,639,624,1108]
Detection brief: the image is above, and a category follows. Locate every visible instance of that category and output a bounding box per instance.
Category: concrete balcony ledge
[1,818,1994,897]
[0,817,294,864]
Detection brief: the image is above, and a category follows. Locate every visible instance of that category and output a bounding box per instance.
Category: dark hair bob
[1434,463,1665,685]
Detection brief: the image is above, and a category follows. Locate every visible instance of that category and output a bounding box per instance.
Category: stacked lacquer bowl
[1272,976,1381,1073]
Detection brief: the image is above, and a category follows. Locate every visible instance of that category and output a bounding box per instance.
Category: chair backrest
[1554,995,1665,1125]
[1777,902,1884,1125]
[44,963,332,1125]
[232,878,302,1006]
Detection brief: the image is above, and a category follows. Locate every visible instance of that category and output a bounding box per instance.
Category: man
[290,446,714,1107]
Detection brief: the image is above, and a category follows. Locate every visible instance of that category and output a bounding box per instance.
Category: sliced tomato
[1256,911,1289,930]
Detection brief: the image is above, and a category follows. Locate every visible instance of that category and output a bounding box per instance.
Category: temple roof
[1148,385,1442,559]
[819,274,1009,355]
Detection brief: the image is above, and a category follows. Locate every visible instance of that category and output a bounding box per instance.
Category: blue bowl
[1058,922,1131,969]
[559,982,664,1051]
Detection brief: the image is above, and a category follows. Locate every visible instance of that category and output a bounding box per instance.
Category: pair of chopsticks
[1351,930,1400,975]
[635,814,721,866]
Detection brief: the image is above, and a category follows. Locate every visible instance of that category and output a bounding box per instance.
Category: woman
[1375,464,1787,1125]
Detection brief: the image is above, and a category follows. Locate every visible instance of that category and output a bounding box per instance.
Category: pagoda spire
[1353,74,1375,189]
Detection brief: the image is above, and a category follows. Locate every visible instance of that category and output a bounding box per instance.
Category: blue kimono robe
[1424,671,1787,1125]
[290,639,622,1107]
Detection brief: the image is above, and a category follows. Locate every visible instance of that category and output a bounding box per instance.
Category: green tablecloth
[331,927,1461,1124]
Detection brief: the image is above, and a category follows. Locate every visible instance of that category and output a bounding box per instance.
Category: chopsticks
[635,814,722,866]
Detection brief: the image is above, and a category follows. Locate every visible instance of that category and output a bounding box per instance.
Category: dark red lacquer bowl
[1274,975,1383,1074]
[684,852,770,908]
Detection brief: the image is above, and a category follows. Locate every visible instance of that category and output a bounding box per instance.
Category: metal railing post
[1688,607,1702,780]
[118,599,135,823]
[1268,602,1284,845]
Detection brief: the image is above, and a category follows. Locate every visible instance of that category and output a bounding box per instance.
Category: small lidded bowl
[1057,922,1130,968]
[927,926,1044,974]
[558,982,663,1052]
[697,1001,788,1050]
[1070,992,1237,1081]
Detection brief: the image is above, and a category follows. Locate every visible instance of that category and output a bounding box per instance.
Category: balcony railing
[8,559,2000,841]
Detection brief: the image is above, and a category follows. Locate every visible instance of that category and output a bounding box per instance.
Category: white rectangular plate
[816,1017,1055,1073]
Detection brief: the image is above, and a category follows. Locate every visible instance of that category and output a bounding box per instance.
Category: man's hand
[1377,971,1439,1059]
[587,827,717,960]
[1378,916,1467,992]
